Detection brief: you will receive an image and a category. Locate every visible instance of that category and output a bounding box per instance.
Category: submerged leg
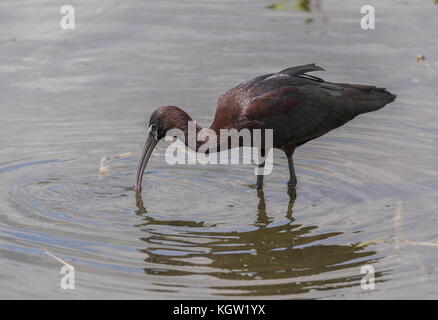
[287,156,297,189]
[283,146,297,190]
[255,162,265,190]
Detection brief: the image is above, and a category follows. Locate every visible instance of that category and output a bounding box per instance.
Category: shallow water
[1,0,438,299]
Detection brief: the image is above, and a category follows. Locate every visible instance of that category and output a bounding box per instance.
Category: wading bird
[136,64,396,193]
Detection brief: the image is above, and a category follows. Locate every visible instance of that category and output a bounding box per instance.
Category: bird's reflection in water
[134,191,382,296]
[254,188,296,227]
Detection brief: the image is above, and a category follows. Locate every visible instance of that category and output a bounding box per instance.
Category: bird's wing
[238,66,395,146]
[278,63,325,79]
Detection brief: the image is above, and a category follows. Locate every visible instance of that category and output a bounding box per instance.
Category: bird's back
[211,64,396,147]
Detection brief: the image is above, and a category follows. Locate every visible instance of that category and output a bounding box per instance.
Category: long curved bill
[135,134,158,193]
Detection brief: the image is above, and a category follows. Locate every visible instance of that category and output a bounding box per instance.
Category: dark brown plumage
[136,64,396,193]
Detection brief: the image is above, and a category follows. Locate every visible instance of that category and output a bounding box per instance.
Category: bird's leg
[286,189,296,221]
[287,157,297,188]
[283,146,297,190]
[255,162,265,190]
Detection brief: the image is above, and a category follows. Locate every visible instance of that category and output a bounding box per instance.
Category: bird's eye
[148,124,157,133]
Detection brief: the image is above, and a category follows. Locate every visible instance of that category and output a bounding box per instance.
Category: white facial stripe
[149,125,159,141]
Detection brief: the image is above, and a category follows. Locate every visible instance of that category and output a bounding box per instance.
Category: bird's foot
[287,180,297,199]
[287,177,297,189]
[255,183,264,191]
[287,186,297,201]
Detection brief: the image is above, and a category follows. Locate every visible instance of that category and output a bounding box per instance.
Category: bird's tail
[337,83,397,116]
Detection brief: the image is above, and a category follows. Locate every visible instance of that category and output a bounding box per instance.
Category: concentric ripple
[0,99,438,297]
[2,0,438,297]
[1,101,438,298]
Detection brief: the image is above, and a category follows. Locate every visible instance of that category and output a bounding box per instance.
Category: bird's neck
[172,116,223,153]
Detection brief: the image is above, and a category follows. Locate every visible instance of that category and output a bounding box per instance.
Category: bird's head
[135,105,192,192]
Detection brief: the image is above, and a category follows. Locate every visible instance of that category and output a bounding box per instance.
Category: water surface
[1,0,438,299]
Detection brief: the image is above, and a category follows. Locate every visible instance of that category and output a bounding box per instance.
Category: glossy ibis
[136,64,396,193]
